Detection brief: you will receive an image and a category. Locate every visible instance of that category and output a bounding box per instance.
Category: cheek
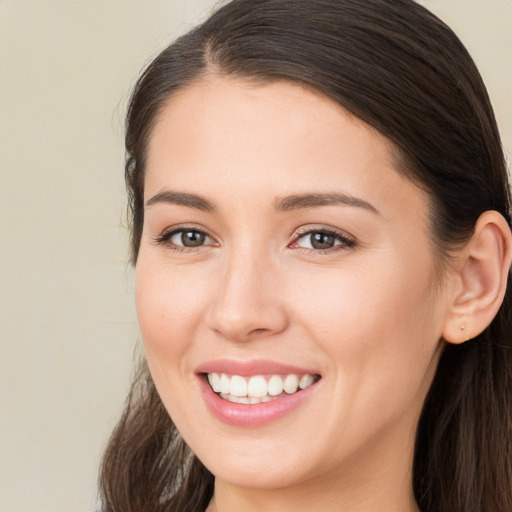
[134,259,210,426]
[290,256,441,410]
[134,257,208,395]
[136,258,205,343]
[293,256,436,340]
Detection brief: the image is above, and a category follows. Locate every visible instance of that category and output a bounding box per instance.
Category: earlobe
[442,211,512,345]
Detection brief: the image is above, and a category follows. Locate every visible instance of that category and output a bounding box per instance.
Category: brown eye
[310,232,336,250]
[155,228,214,249]
[293,228,356,252]
[178,230,206,247]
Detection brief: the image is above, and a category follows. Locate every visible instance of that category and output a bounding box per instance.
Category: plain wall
[0,1,510,511]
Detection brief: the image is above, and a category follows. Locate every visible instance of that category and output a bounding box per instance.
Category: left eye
[294,230,354,251]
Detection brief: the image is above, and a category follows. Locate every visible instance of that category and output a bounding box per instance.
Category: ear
[442,211,512,344]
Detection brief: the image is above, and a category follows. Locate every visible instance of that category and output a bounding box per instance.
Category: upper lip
[195,358,320,376]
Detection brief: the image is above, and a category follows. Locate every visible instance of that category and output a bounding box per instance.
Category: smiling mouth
[205,372,321,404]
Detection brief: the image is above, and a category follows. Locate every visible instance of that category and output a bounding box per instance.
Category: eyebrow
[274,192,379,215]
[145,190,216,212]
[145,189,379,215]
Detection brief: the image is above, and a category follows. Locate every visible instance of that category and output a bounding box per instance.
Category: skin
[135,77,458,511]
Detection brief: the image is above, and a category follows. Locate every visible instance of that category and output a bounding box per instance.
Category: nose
[205,248,289,343]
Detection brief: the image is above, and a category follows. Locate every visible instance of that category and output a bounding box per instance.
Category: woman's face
[136,77,451,491]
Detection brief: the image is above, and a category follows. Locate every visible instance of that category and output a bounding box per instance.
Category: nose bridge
[207,240,287,342]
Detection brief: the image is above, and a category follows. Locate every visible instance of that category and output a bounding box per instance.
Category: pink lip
[195,358,319,376]
[196,359,321,427]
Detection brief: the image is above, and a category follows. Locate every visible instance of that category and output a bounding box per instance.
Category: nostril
[248,327,270,336]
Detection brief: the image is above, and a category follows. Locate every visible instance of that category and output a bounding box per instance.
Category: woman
[99,1,512,510]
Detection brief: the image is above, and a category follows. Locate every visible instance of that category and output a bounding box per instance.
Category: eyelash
[292,227,356,255]
[152,225,356,255]
[152,225,214,253]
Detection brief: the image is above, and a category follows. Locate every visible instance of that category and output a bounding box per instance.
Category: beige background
[0,1,510,511]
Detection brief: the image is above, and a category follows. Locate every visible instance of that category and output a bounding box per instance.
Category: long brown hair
[99,1,512,510]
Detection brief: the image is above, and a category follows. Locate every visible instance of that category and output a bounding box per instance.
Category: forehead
[144,76,428,222]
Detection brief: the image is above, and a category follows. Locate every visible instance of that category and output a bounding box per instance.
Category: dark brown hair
[99,1,512,510]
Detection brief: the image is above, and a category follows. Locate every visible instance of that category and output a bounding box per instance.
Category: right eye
[154,227,215,251]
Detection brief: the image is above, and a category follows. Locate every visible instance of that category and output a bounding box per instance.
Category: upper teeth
[207,372,316,398]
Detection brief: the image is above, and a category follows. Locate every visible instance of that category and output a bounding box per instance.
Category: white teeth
[219,393,276,404]
[220,373,230,394]
[208,372,221,392]
[208,372,318,402]
[283,374,299,394]
[247,375,267,397]
[230,375,248,397]
[267,375,284,396]
[299,374,315,390]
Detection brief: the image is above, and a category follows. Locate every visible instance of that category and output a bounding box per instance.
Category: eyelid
[289,225,357,253]
[151,223,355,254]
[152,224,218,250]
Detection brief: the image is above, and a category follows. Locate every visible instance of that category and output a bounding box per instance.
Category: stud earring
[460,323,469,342]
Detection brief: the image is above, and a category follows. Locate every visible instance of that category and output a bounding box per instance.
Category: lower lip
[198,375,320,427]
